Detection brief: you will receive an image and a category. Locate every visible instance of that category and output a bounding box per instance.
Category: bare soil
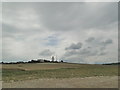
[2,76,118,88]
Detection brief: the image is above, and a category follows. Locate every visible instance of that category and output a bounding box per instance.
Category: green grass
[2,63,118,82]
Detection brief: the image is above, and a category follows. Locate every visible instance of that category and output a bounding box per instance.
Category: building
[51,56,55,62]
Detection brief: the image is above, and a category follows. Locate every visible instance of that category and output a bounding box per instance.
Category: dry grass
[2,63,87,70]
[2,63,118,82]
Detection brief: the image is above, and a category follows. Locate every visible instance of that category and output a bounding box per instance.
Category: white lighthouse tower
[51,56,55,62]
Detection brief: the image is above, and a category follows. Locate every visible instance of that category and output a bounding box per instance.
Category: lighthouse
[51,56,55,62]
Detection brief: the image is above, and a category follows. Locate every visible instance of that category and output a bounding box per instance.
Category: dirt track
[2,76,118,88]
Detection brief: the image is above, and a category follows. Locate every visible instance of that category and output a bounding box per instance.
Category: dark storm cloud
[39,49,54,56]
[65,42,82,50]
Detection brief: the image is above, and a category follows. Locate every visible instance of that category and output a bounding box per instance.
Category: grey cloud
[63,50,78,57]
[80,48,93,55]
[35,2,117,31]
[63,56,85,63]
[62,47,99,63]
[2,2,117,63]
[99,52,106,56]
[65,42,82,50]
[3,23,18,34]
[2,23,23,39]
[63,37,113,61]
[86,37,113,47]
[86,37,113,53]
[65,48,98,57]
[63,42,97,58]
[85,37,95,43]
[39,49,54,56]
[100,39,113,50]
[104,39,113,45]
[4,2,117,32]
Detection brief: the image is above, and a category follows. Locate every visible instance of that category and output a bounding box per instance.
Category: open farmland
[2,63,118,82]
[2,63,87,70]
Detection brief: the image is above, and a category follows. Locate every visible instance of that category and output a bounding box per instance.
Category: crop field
[2,63,118,82]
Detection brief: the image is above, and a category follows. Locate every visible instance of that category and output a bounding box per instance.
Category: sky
[2,2,118,64]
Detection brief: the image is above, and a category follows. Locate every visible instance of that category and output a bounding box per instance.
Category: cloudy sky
[2,2,118,64]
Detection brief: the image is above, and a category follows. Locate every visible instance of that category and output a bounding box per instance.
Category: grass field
[2,63,118,82]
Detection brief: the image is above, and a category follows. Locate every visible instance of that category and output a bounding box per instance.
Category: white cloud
[2,2,118,64]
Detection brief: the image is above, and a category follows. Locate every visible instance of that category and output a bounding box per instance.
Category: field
[2,63,118,82]
[1,63,119,88]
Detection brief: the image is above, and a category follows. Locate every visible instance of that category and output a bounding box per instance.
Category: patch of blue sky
[44,35,60,46]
